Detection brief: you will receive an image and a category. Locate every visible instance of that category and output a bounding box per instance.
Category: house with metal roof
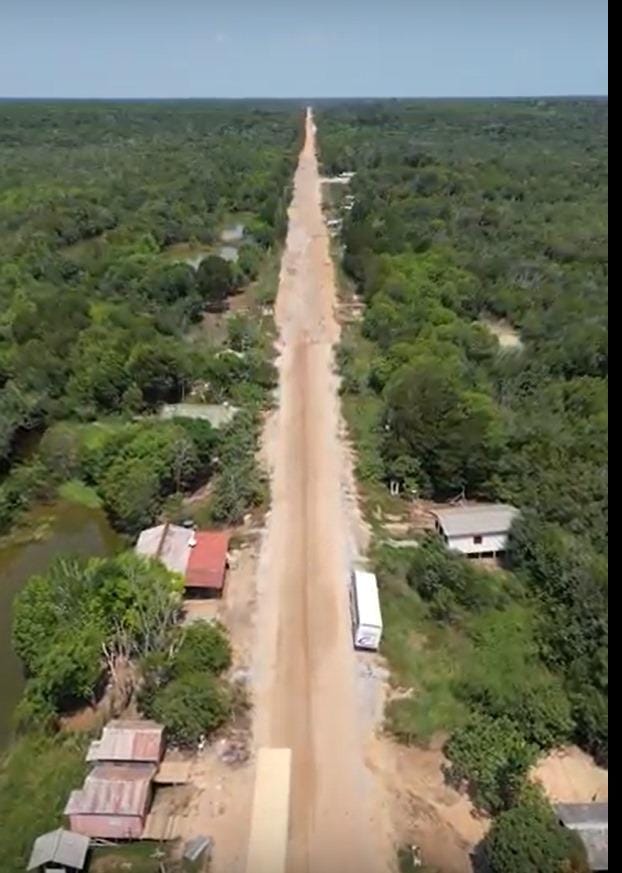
[185,530,230,597]
[135,523,230,597]
[433,503,519,557]
[556,803,608,871]
[27,828,89,872]
[65,764,155,840]
[86,719,164,765]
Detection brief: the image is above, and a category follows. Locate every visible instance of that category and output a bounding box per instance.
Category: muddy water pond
[0,501,121,747]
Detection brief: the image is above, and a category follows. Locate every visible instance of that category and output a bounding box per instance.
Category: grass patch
[90,841,203,873]
[250,245,281,307]
[0,733,87,873]
[58,479,102,508]
[377,547,470,744]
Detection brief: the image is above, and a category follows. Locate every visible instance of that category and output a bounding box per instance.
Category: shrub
[172,621,232,676]
[444,713,537,814]
[143,672,232,746]
[481,788,589,873]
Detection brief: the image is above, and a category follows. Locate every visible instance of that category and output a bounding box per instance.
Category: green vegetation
[317,98,607,861]
[481,788,589,873]
[0,99,296,873]
[445,712,537,814]
[139,621,235,746]
[144,672,232,746]
[57,479,102,508]
[208,410,268,523]
[171,620,232,676]
[0,733,87,873]
[1,100,300,534]
[13,552,184,723]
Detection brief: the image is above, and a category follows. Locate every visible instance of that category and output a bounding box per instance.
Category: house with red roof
[135,523,230,598]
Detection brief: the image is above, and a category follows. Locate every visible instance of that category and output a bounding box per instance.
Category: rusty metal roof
[185,530,230,590]
[65,764,155,817]
[86,720,164,764]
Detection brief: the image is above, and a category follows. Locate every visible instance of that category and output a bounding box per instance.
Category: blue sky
[0,0,608,98]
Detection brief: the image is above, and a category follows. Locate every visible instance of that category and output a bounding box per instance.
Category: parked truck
[350,569,383,651]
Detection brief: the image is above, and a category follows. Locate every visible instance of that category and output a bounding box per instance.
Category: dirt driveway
[251,109,393,873]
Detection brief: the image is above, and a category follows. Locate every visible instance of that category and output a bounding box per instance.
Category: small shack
[65,764,155,840]
[135,523,230,598]
[433,503,518,558]
[556,803,608,871]
[86,720,164,766]
[27,828,89,872]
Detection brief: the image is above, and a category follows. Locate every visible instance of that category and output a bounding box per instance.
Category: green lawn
[0,734,87,873]
[376,545,470,743]
[58,479,103,509]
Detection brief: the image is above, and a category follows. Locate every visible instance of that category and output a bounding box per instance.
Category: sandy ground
[173,544,259,871]
[479,316,523,349]
[532,745,609,803]
[251,109,394,873]
[376,740,488,873]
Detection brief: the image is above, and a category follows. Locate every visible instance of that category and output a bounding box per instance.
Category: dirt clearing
[532,745,609,803]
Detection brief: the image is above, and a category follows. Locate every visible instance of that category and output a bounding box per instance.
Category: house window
[473,535,483,545]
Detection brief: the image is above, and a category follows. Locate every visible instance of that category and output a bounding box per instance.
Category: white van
[350,569,383,651]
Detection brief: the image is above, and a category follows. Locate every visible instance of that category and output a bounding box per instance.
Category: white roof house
[433,503,518,557]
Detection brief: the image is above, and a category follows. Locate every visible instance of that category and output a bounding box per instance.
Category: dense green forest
[317,99,607,865]
[0,101,301,531]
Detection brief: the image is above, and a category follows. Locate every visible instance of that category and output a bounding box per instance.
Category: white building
[433,503,518,558]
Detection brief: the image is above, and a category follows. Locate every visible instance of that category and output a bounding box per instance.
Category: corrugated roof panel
[433,504,518,538]
[65,764,155,816]
[135,524,191,575]
[28,828,89,871]
[556,802,609,828]
[185,531,230,590]
[86,720,163,764]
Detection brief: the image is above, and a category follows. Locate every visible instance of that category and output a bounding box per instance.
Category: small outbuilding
[135,523,230,598]
[65,764,155,840]
[185,530,230,597]
[555,803,608,871]
[433,503,518,558]
[86,719,164,765]
[27,828,90,872]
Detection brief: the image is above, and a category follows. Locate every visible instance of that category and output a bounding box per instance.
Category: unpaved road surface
[253,109,392,873]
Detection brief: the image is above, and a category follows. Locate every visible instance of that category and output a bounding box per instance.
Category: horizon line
[0,93,609,102]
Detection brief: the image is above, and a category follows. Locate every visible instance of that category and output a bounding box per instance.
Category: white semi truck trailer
[350,569,383,651]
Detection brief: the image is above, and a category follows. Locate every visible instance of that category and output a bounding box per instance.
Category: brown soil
[531,745,609,803]
[252,109,394,873]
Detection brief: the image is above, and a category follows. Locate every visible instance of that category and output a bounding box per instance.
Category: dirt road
[252,109,392,873]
